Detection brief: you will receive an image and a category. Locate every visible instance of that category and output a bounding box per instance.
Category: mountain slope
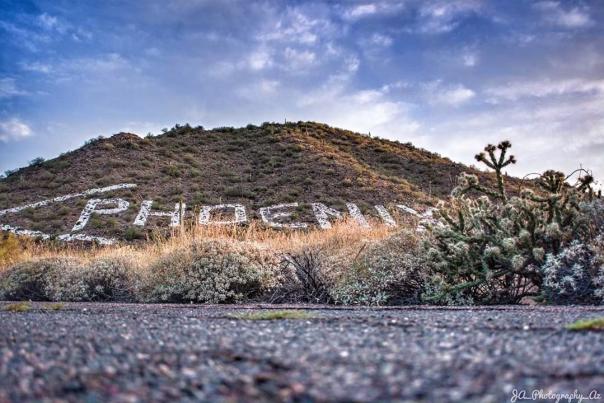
[0,121,526,240]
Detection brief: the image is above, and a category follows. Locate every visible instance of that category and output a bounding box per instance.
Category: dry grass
[1,218,398,274]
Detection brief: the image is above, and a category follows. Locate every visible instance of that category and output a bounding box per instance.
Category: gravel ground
[0,303,603,403]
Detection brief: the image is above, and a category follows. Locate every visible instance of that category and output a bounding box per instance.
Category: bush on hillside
[140,240,279,303]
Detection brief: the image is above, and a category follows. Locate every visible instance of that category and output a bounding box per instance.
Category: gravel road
[0,303,603,402]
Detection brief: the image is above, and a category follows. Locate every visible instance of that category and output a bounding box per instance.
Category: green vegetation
[423,141,603,305]
[44,302,65,311]
[231,310,314,320]
[4,302,31,312]
[566,317,604,331]
[0,121,515,239]
[0,130,603,307]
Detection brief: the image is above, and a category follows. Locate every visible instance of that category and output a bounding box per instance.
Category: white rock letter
[375,205,397,227]
[346,203,369,227]
[72,198,130,232]
[199,204,247,225]
[134,201,186,227]
[312,203,342,229]
[259,203,307,229]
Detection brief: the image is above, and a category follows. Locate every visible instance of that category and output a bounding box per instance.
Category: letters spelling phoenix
[0,183,434,245]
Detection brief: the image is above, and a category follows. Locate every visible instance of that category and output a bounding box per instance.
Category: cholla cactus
[542,240,603,305]
[424,141,600,304]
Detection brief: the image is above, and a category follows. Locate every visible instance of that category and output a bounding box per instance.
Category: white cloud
[535,1,593,28]
[369,33,393,47]
[344,4,378,20]
[259,79,280,94]
[258,8,334,45]
[424,81,475,106]
[248,49,273,71]
[283,47,316,70]
[0,78,27,98]
[0,118,32,142]
[296,74,420,137]
[37,13,59,30]
[462,52,478,67]
[486,78,604,101]
[416,0,483,34]
[20,61,52,74]
[342,1,404,21]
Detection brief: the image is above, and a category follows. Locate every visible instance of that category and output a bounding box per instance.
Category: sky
[1,0,603,184]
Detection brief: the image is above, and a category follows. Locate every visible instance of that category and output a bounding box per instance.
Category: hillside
[0,121,526,241]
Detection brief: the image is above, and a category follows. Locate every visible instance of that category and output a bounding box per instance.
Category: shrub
[542,238,604,305]
[28,157,45,166]
[0,258,79,301]
[332,232,424,305]
[45,258,139,302]
[271,248,334,304]
[140,240,278,303]
[424,141,600,305]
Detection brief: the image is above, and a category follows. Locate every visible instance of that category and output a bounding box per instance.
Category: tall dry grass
[0,217,407,273]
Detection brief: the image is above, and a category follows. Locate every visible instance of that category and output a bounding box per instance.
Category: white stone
[259,203,307,229]
[346,203,369,227]
[0,183,137,217]
[311,203,342,229]
[57,233,116,245]
[374,205,397,227]
[134,201,185,227]
[72,198,130,232]
[199,204,247,225]
[0,224,51,240]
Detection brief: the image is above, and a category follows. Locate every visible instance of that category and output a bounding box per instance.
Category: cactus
[424,141,600,304]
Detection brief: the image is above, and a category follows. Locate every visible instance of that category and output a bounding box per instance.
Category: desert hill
[0,121,526,241]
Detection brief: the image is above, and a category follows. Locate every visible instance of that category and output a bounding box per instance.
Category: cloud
[342,1,404,21]
[344,4,378,20]
[0,78,27,98]
[19,61,52,74]
[296,73,420,137]
[283,47,316,70]
[37,13,60,31]
[369,33,393,47]
[535,1,593,28]
[415,0,483,34]
[247,49,273,71]
[0,118,32,142]
[424,81,475,106]
[258,7,335,45]
[486,78,604,101]
[462,51,478,67]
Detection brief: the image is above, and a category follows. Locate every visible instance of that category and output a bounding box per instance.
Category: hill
[0,121,526,242]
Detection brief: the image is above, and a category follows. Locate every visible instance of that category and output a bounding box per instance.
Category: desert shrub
[45,258,139,302]
[28,157,45,166]
[541,238,604,305]
[0,258,80,301]
[424,141,600,305]
[271,248,334,304]
[140,240,278,303]
[332,232,424,306]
